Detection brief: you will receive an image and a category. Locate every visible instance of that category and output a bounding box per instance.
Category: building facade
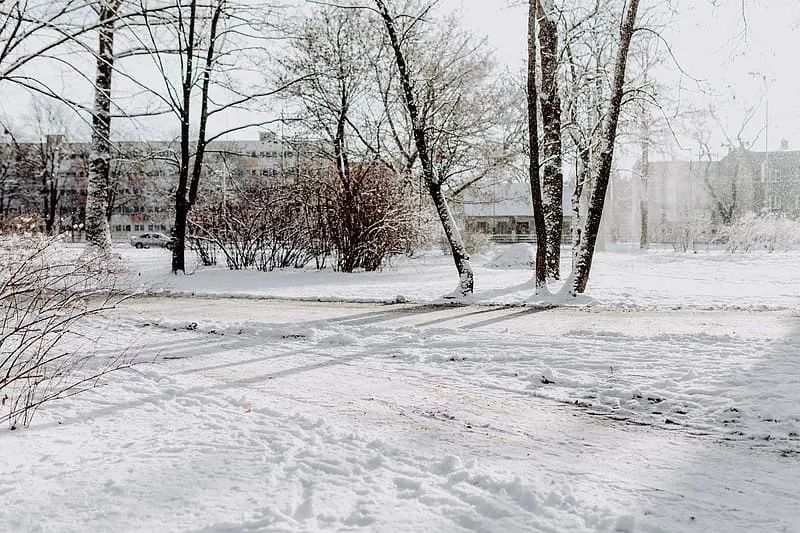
[0,132,309,237]
[616,143,800,244]
[460,182,575,244]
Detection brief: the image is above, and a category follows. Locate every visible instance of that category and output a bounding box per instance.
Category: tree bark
[571,146,589,263]
[528,0,547,287]
[85,0,119,252]
[639,128,649,249]
[171,0,197,274]
[535,0,563,279]
[374,0,473,296]
[573,0,640,293]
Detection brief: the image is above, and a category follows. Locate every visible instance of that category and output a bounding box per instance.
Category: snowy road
[3,297,799,532]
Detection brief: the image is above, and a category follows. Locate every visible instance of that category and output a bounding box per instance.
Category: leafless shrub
[321,165,421,272]
[0,215,41,235]
[0,235,130,429]
[189,164,422,273]
[657,215,712,252]
[189,180,316,271]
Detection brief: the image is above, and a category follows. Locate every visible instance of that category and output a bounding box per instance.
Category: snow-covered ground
[4,243,799,531]
[112,244,800,310]
[3,298,799,532]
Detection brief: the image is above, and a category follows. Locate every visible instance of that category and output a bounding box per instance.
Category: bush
[0,215,41,235]
[189,164,423,273]
[189,182,315,271]
[656,215,711,252]
[322,165,421,272]
[0,235,129,429]
[718,213,800,252]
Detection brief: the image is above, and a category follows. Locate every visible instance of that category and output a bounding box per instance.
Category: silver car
[129,232,174,249]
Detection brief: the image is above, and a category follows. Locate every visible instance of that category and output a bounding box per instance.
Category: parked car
[129,232,174,249]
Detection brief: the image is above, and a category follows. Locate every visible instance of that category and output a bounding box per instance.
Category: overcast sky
[3,0,797,162]
[447,0,799,157]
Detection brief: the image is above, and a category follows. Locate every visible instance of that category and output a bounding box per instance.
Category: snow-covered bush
[0,235,128,429]
[719,213,800,252]
[0,215,40,235]
[656,215,712,252]
[320,165,422,272]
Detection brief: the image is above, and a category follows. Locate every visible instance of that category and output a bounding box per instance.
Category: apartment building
[0,131,310,236]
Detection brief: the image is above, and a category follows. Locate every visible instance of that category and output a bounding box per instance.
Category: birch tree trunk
[85,0,119,252]
[535,0,563,279]
[374,0,473,296]
[572,0,640,294]
[528,0,547,287]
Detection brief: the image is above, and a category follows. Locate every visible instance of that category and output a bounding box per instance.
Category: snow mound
[486,244,536,270]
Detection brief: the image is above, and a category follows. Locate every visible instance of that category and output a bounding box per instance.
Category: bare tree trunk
[172,0,222,273]
[105,186,115,224]
[374,0,473,296]
[535,0,563,279]
[639,130,649,249]
[573,0,640,294]
[46,179,57,235]
[85,0,120,252]
[171,0,197,273]
[528,0,546,287]
[571,146,589,263]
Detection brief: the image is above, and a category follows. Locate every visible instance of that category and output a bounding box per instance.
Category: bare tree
[558,0,614,267]
[124,0,292,273]
[0,0,95,96]
[0,137,20,219]
[572,0,640,294]
[277,5,384,271]
[374,0,497,296]
[689,103,764,225]
[6,99,79,235]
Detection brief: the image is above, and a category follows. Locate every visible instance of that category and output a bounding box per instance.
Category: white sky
[446,0,800,157]
[2,0,797,161]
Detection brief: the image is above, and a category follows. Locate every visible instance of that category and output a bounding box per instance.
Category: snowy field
[3,244,800,532]
[111,244,800,310]
[3,297,799,532]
